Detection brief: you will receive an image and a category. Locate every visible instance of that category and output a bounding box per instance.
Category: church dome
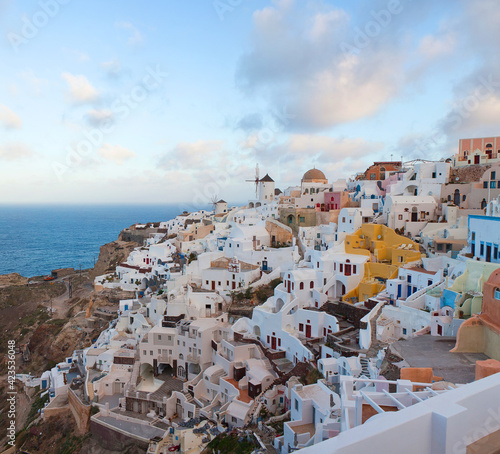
[302,168,326,181]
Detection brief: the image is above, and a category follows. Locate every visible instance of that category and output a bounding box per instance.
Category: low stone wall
[90,418,149,452]
[68,387,91,435]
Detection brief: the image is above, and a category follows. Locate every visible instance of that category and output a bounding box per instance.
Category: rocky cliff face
[89,239,140,280]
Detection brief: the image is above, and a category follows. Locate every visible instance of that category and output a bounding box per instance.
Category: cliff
[89,239,140,280]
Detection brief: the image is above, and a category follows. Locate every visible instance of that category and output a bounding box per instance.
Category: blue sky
[1,0,500,205]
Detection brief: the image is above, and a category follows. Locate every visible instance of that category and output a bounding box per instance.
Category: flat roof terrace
[389,335,488,384]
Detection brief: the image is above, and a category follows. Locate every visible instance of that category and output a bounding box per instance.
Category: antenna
[245,163,260,198]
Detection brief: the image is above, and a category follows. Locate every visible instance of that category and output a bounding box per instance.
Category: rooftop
[389,335,488,384]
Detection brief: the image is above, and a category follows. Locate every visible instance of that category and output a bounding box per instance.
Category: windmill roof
[216,199,227,204]
[260,174,274,182]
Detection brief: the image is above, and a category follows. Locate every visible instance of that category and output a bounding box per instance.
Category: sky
[1,0,500,205]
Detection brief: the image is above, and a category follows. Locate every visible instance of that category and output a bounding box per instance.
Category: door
[475,155,480,164]
[271,337,277,350]
[232,281,236,290]
[411,211,418,222]
[486,245,492,262]
[262,260,268,271]
[305,325,311,338]
[211,281,215,290]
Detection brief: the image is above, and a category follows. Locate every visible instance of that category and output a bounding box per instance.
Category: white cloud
[262,134,383,164]
[419,32,456,59]
[101,58,122,78]
[20,69,48,95]
[158,140,224,169]
[236,1,405,131]
[116,21,143,45]
[98,143,136,164]
[61,72,99,104]
[63,48,90,62]
[0,142,33,160]
[86,109,114,127]
[0,104,22,129]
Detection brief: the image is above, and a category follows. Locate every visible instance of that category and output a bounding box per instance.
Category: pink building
[324,191,350,212]
[455,136,500,166]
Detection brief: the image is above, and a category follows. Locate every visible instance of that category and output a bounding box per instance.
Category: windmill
[210,194,219,213]
[245,164,260,198]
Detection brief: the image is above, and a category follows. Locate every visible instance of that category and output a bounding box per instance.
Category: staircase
[359,356,370,377]
[182,389,194,403]
[127,354,141,391]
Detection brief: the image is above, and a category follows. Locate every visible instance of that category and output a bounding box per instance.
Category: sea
[0,204,208,278]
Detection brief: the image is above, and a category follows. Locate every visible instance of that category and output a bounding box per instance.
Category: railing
[187,354,200,364]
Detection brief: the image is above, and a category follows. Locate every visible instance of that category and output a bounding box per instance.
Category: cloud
[158,140,224,170]
[63,48,90,62]
[85,109,114,128]
[0,142,33,160]
[61,72,99,104]
[101,58,123,78]
[235,113,263,132]
[418,32,456,59]
[236,0,406,131]
[0,104,22,129]
[116,21,143,46]
[20,69,49,95]
[263,134,383,163]
[98,143,136,165]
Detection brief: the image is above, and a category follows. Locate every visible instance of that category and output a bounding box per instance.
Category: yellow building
[343,224,422,303]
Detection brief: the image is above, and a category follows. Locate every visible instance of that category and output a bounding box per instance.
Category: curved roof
[302,168,326,181]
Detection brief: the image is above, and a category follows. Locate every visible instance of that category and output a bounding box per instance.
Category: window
[299,282,304,290]
[492,171,496,180]
[491,181,497,189]
[340,264,343,272]
[299,323,304,332]
[472,232,475,241]
[370,173,376,180]
[295,399,299,411]
[407,275,412,283]
[495,288,500,300]
[403,328,407,335]
[428,280,432,286]
[398,214,403,220]
[480,242,485,256]
[300,216,305,223]
[310,281,314,289]
[484,181,489,189]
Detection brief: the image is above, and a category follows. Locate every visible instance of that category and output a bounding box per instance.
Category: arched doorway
[335,281,345,298]
[454,189,461,206]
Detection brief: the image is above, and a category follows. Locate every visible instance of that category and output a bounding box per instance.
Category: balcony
[187,354,200,364]
[158,355,170,364]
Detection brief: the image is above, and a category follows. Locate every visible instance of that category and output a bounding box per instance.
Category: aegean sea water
[0,204,201,278]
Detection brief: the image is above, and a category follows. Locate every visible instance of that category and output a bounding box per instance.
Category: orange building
[357,161,402,181]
